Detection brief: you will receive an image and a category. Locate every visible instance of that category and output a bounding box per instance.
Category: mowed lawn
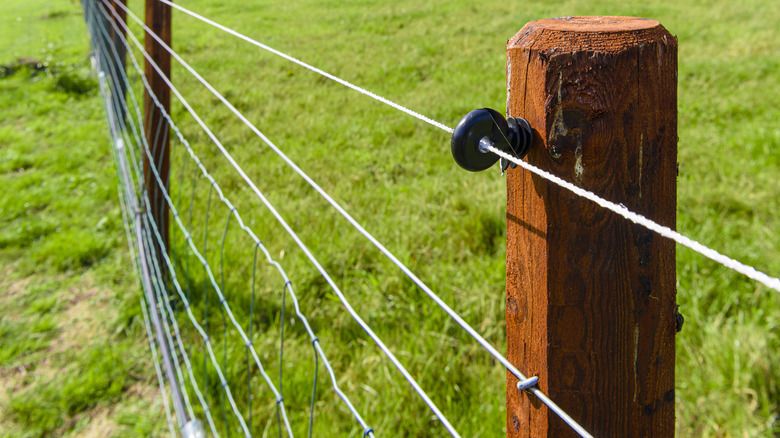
[1,0,779,437]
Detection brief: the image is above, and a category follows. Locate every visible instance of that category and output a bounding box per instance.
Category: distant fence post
[504,17,678,437]
[108,0,127,130]
[144,0,172,266]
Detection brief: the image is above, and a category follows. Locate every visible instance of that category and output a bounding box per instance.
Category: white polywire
[487,145,780,294]
[108,2,459,436]
[153,0,454,135]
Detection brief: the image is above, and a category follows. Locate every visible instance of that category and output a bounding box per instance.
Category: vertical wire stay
[219,212,232,437]
[202,183,213,426]
[93,3,376,436]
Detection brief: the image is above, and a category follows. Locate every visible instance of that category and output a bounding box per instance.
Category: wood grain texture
[505,16,677,437]
[144,0,171,265]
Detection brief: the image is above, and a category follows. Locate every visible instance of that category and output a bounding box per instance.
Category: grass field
[1,0,779,436]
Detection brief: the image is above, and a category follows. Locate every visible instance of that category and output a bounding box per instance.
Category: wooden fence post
[504,17,678,437]
[144,0,172,266]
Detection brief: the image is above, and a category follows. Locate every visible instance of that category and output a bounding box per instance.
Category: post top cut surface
[509,16,675,54]
[528,16,659,32]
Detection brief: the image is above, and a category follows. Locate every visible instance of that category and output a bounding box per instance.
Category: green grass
[1,0,779,436]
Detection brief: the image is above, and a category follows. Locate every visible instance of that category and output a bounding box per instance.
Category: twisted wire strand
[99,4,376,435]
[487,145,780,294]
[140,296,179,438]
[106,1,457,435]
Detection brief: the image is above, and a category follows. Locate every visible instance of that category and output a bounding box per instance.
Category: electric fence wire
[102,1,462,436]
[110,1,594,436]
[154,0,453,134]
[156,0,780,296]
[486,145,780,292]
[94,2,378,436]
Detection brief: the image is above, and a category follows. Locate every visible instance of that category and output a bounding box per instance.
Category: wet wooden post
[504,17,678,437]
[144,0,172,266]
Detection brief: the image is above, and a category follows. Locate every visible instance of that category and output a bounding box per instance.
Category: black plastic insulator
[450,108,533,172]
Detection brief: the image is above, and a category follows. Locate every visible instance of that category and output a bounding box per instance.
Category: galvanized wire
[140,296,179,438]
[155,0,453,134]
